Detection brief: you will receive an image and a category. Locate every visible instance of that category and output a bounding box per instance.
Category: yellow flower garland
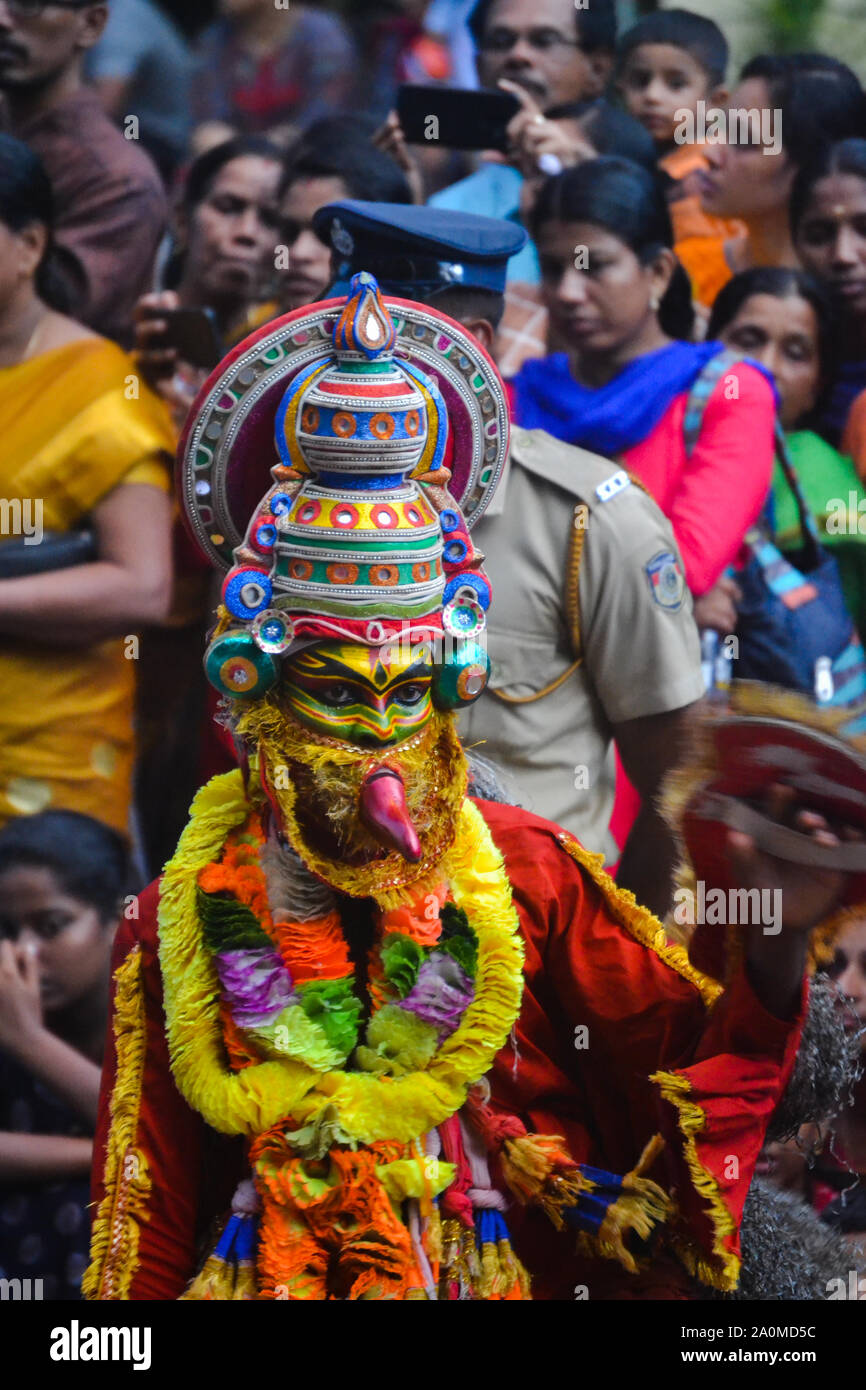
[158,771,525,1144]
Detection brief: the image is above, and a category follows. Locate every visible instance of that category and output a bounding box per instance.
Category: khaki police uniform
[460,426,705,863]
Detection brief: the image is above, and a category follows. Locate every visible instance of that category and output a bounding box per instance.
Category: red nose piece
[359,766,422,862]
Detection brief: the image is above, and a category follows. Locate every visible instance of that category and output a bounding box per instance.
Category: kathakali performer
[84,274,859,1301]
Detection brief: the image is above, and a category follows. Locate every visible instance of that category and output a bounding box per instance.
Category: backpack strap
[771,420,821,566]
[742,525,818,610]
[739,425,821,609]
[682,348,744,458]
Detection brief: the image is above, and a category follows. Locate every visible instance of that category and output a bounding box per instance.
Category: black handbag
[0,529,96,579]
[682,352,866,715]
[731,424,866,711]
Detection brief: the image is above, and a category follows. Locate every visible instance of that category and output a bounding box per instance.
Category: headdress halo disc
[178,295,510,570]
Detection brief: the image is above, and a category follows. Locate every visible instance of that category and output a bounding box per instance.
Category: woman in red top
[509,157,776,609]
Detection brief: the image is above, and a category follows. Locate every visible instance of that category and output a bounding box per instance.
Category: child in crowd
[616,9,743,254]
[0,813,131,1298]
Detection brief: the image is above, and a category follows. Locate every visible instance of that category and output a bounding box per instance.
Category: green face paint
[281,640,434,746]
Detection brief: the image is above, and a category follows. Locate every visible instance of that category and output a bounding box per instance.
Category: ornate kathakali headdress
[179,273,507,711]
[85,277,717,1304]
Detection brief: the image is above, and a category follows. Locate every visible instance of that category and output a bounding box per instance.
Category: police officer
[314,200,704,916]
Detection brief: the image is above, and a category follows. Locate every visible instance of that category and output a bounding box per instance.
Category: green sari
[772,430,866,639]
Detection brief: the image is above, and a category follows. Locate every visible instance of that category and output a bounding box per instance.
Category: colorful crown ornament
[200,274,496,709]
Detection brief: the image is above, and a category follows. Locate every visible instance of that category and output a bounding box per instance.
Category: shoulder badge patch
[595,470,630,503]
[645,551,685,611]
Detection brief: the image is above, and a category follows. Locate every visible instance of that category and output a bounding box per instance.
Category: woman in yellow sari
[0,135,174,838]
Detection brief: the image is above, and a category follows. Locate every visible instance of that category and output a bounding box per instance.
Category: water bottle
[814,656,834,705]
[714,639,733,694]
[700,630,718,693]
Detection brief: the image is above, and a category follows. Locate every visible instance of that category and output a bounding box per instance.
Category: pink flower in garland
[216,947,297,1029]
[401,954,474,1038]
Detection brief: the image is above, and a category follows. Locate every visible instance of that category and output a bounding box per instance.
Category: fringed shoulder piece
[649,1069,740,1292]
[555,832,722,1008]
[82,945,151,1300]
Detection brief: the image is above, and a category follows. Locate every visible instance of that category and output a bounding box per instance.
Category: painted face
[281,640,434,746]
[236,666,465,892]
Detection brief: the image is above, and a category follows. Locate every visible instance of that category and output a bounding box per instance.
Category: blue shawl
[510,340,729,456]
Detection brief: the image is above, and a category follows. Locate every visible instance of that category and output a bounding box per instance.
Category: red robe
[88,800,803,1300]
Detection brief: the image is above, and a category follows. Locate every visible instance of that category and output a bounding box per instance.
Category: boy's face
[618,42,723,148]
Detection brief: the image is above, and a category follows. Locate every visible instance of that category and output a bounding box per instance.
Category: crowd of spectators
[0,0,865,1299]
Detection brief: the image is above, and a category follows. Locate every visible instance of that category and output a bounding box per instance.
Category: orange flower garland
[272,913,353,983]
[380,880,448,945]
[198,815,275,936]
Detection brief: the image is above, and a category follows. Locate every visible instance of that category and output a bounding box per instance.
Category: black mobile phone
[160,307,224,371]
[397,84,521,153]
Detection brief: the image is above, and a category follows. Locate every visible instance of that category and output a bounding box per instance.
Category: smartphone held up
[397,84,521,152]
